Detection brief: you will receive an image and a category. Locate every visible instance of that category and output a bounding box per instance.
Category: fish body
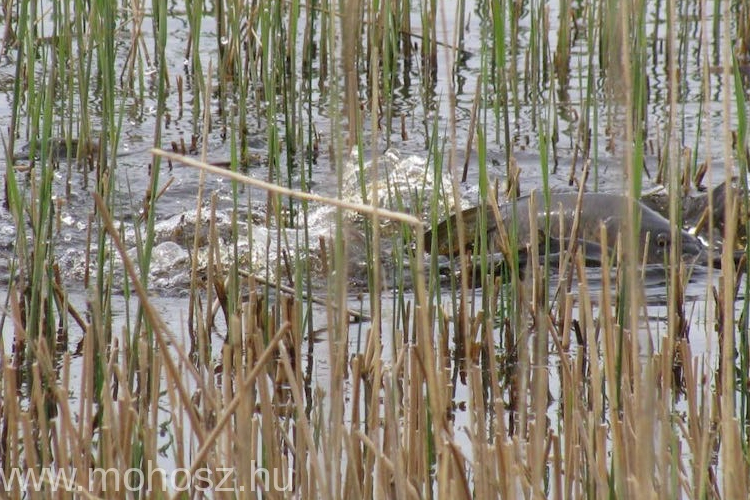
[425,192,707,265]
[15,137,100,161]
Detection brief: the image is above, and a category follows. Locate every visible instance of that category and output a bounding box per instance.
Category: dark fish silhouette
[425,192,713,266]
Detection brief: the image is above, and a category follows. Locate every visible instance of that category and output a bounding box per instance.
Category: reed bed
[1,0,749,498]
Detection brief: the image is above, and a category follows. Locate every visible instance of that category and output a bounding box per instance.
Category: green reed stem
[28,19,56,346]
[733,54,750,445]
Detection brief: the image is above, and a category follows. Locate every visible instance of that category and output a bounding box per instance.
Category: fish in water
[425,192,710,266]
[15,137,101,161]
[641,180,749,245]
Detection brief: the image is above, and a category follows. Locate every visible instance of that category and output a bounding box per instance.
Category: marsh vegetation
[0,0,749,497]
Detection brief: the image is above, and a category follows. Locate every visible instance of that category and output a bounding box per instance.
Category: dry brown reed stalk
[554,159,589,305]
[695,13,722,498]
[719,0,749,495]
[342,0,362,149]
[120,0,150,86]
[150,149,465,497]
[186,60,214,349]
[94,196,204,409]
[152,149,421,227]
[365,26,385,480]
[553,0,572,91]
[91,193,311,490]
[461,81,482,182]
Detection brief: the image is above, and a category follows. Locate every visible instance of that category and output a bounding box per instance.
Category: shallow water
[0,2,743,290]
[0,0,748,494]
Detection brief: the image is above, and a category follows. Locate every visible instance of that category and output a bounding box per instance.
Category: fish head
[649,230,671,263]
[644,228,706,264]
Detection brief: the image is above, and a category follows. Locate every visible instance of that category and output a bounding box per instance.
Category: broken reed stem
[151,148,422,228]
